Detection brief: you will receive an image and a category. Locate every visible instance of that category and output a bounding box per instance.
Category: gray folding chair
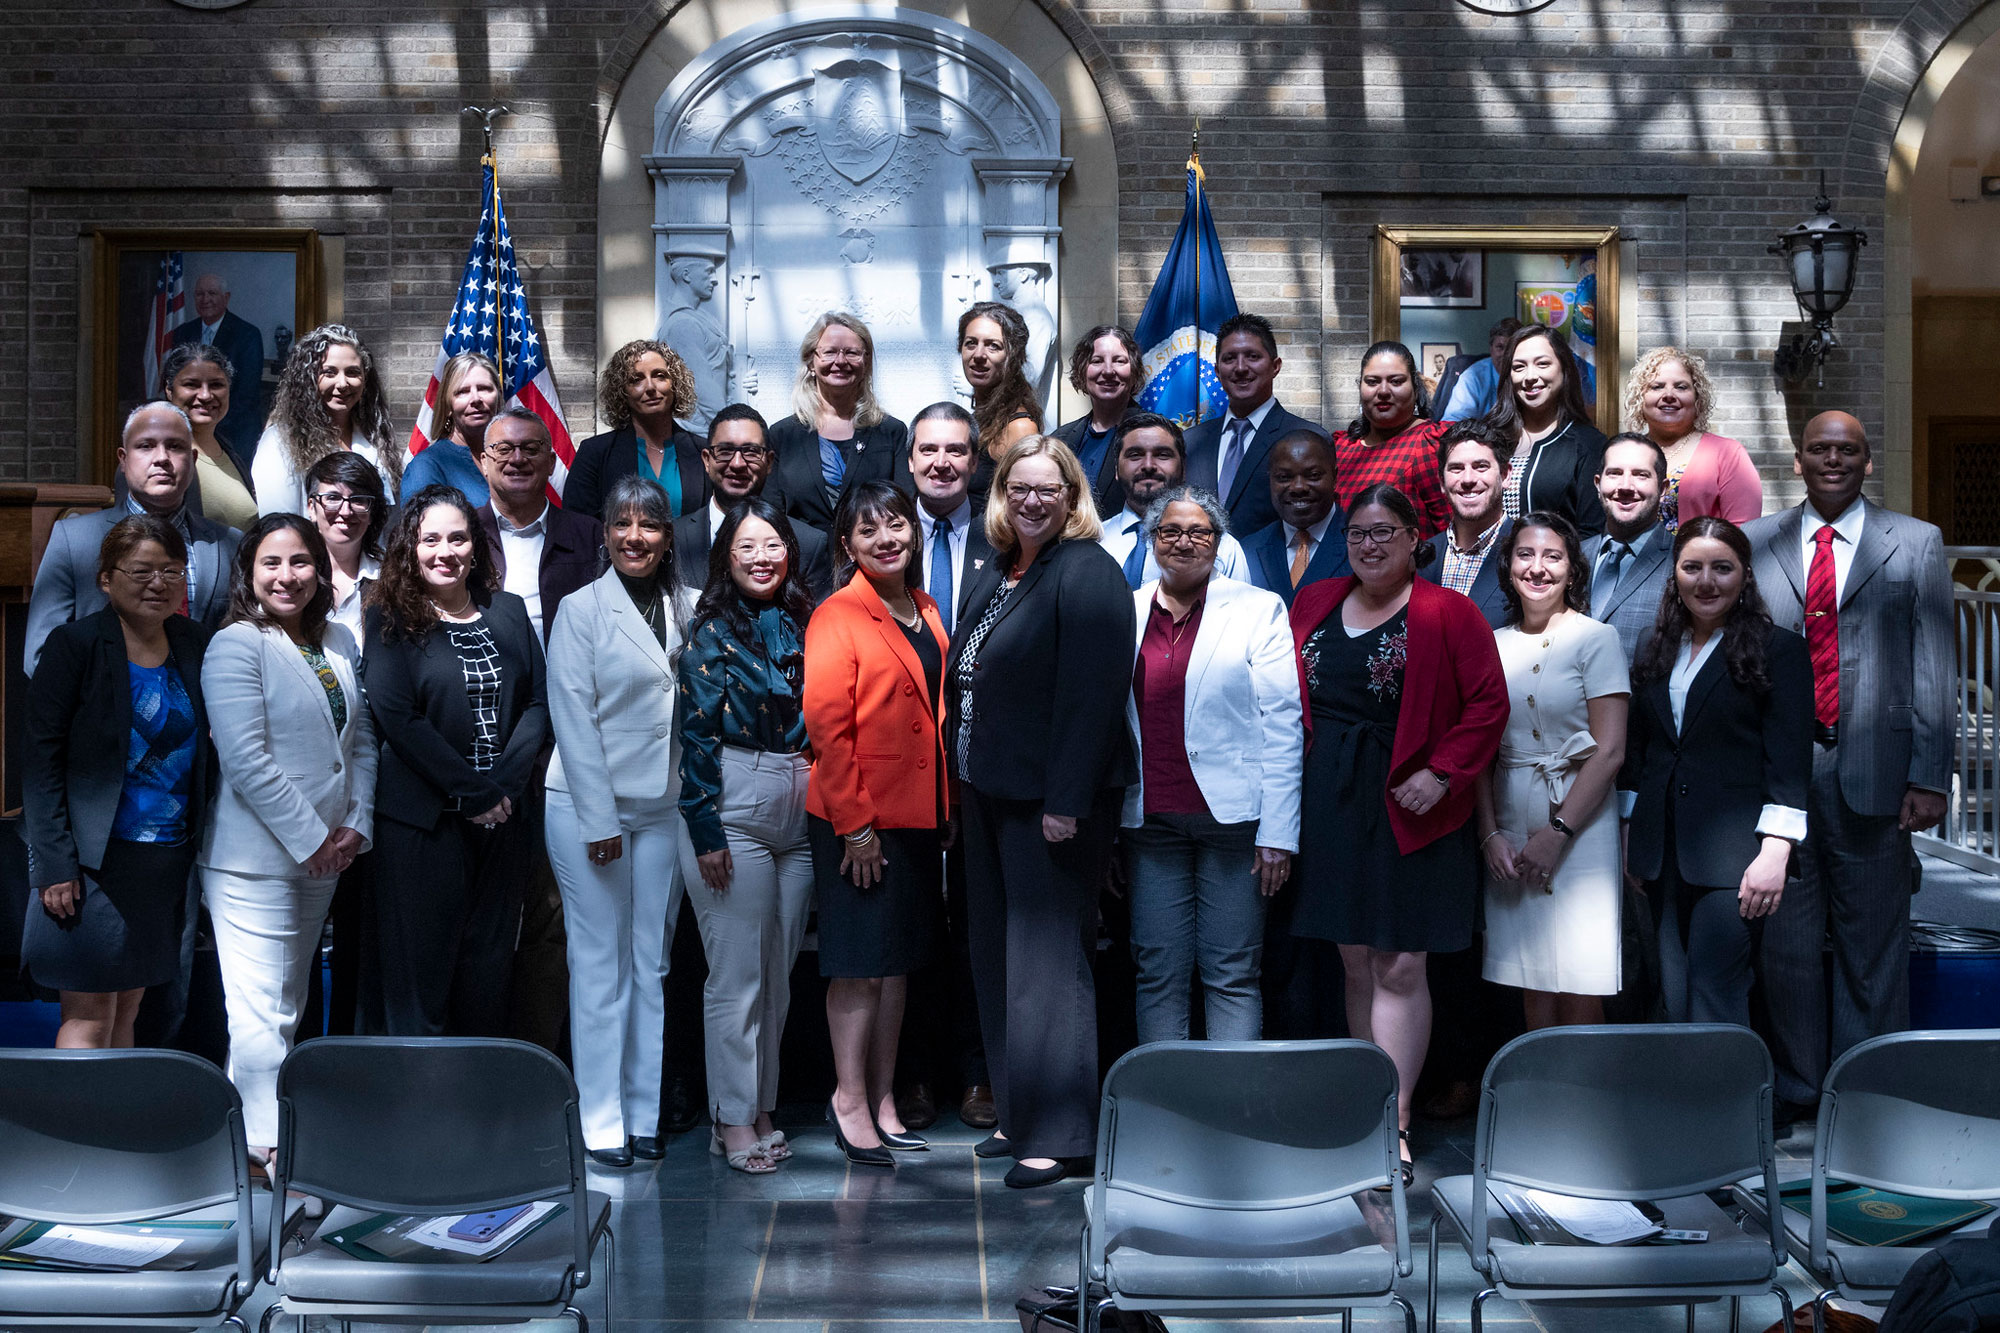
[261,1037,613,1333]
[1079,1039,1416,1333]
[0,1048,300,1331]
[1729,1029,2000,1324]
[1427,1024,1793,1333]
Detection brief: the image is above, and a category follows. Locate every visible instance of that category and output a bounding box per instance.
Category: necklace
[884,594,921,629]
[433,590,476,620]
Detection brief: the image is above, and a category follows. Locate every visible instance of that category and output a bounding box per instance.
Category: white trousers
[202,867,337,1148]
[545,788,686,1151]
[677,747,814,1127]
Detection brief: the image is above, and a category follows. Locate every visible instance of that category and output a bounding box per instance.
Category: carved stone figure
[989,262,1057,403]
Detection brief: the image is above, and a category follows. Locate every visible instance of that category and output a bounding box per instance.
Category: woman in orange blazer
[803,479,951,1166]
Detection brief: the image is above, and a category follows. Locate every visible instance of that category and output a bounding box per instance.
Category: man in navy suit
[170,272,266,455]
[1418,419,1512,628]
[1184,313,1325,536]
[1241,430,1350,606]
[1580,433,1676,661]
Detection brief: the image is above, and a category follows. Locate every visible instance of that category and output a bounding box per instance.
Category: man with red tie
[1744,411,1953,1127]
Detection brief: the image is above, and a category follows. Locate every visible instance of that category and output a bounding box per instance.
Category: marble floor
[258,1105,1831,1333]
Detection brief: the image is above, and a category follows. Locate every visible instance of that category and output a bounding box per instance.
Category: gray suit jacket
[1582,523,1675,663]
[1743,500,1953,816]
[24,504,241,676]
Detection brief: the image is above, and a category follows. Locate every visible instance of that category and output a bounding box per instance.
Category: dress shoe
[876,1123,929,1151]
[662,1076,701,1135]
[974,1132,1013,1159]
[826,1102,894,1168]
[896,1082,938,1131]
[959,1084,997,1128]
[630,1136,665,1160]
[1004,1159,1072,1189]
[588,1145,634,1169]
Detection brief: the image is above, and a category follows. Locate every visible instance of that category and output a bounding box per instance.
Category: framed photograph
[1399,248,1483,308]
[91,229,321,486]
[1419,341,1462,389]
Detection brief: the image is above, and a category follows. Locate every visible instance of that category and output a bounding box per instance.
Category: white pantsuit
[545,569,693,1150]
[198,619,375,1147]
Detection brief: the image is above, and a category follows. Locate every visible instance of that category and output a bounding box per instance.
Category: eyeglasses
[116,566,188,586]
[484,443,548,461]
[729,540,789,560]
[815,349,866,363]
[1005,483,1066,505]
[1345,524,1414,547]
[309,491,375,513]
[707,444,772,461]
[1154,525,1218,547]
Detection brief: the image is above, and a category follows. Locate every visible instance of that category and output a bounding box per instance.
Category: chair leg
[603,1224,617,1333]
[1810,1288,1833,1333]
[1426,1212,1442,1333]
[1090,1295,1117,1333]
[564,1303,590,1333]
[1730,1296,1742,1333]
[221,1315,247,1333]
[1773,1281,1798,1333]
[1471,1287,1499,1333]
[258,1302,281,1333]
[1687,1303,1698,1333]
[1393,1291,1418,1333]
[1342,1307,1352,1333]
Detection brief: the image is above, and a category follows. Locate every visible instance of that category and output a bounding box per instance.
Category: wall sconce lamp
[1771,172,1867,388]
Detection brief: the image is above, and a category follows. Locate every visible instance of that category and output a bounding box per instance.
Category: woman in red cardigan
[803,480,951,1167]
[1287,482,1508,1183]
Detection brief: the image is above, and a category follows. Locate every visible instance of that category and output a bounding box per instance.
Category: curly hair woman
[253,324,402,518]
[565,339,705,520]
[1622,345,1762,532]
[957,301,1042,501]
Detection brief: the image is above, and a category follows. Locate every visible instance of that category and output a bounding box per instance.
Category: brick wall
[0,0,1983,503]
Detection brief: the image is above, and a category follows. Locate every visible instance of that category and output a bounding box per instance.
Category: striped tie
[1806,525,1840,728]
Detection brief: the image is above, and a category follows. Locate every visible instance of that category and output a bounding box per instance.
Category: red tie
[1806,525,1840,728]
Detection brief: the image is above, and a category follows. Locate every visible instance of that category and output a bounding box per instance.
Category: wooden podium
[1,484,115,817]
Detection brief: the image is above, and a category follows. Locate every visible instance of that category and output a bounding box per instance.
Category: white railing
[1918,547,2000,875]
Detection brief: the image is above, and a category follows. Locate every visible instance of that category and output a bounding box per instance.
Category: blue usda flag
[1134,155,1238,429]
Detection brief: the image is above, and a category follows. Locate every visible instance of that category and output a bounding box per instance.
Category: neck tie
[1122,529,1149,591]
[1806,525,1841,728]
[1218,417,1251,502]
[1289,528,1313,588]
[928,516,954,636]
[1591,539,1629,618]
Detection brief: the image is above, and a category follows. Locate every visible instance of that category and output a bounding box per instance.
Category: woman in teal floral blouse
[676,495,815,1174]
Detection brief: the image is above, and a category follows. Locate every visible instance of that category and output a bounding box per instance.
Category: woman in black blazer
[943,435,1137,1189]
[765,312,910,530]
[1484,325,1607,536]
[23,515,212,1049]
[566,339,708,521]
[361,484,549,1036]
[1620,515,1811,1027]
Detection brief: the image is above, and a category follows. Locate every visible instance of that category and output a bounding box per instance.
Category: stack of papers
[0,1215,227,1272]
[321,1201,563,1264]
[1489,1185,1664,1246]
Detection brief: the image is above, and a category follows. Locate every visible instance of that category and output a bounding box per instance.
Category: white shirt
[1800,497,1866,604]
[708,498,729,538]
[1099,507,1250,585]
[327,555,381,648]
[495,503,548,640]
[252,424,397,518]
[1215,396,1278,500]
[1655,632,1808,843]
[917,499,975,623]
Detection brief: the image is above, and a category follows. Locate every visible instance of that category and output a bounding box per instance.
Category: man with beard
[1243,430,1351,607]
[1099,413,1250,590]
[1581,433,1676,661]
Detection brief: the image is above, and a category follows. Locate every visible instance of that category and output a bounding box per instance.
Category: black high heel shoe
[826,1102,894,1167]
[875,1122,929,1151]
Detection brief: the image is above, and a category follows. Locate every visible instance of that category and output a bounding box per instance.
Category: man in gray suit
[1744,410,1953,1119]
[1581,433,1676,661]
[25,402,240,675]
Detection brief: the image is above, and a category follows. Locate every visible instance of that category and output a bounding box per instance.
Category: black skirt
[23,838,195,993]
[809,817,943,978]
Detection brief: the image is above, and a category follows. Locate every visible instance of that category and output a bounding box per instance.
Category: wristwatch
[1549,815,1577,840]
[1432,770,1450,789]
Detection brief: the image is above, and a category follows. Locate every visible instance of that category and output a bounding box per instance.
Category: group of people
[20,298,1954,1193]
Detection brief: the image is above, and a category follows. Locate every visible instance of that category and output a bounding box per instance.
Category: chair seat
[1434,1176,1776,1292]
[278,1192,609,1309]
[1102,1189,1399,1302]
[1731,1180,1956,1297]
[0,1196,301,1318]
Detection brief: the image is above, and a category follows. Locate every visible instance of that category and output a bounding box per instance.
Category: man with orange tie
[1241,430,1352,608]
[1744,410,1953,1127]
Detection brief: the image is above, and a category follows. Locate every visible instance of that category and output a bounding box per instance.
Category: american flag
[408,162,574,499]
[142,252,185,398]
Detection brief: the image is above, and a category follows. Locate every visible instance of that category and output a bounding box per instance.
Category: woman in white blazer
[199,513,375,1159]
[1120,485,1304,1042]
[545,476,696,1169]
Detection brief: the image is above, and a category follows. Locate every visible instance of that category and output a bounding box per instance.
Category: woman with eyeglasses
[305,451,388,646]
[676,497,816,1174]
[1286,482,1508,1184]
[944,436,1136,1189]
[1119,484,1302,1043]
[401,350,502,508]
[766,313,910,530]
[23,515,214,1049]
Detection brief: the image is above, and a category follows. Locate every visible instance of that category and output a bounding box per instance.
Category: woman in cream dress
[1477,511,1630,1028]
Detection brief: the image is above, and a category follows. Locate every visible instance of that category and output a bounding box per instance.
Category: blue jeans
[1123,812,1265,1042]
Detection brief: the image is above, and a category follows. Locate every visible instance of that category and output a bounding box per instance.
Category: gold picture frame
[91,228,322,486]
[1373,225,1621,435]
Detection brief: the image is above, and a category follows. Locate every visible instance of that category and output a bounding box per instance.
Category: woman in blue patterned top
[676,495,814,1173]
[23,515,213,1049]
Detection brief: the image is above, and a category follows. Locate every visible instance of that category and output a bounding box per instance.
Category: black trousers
[898,840,990,1093]
[366,813,533,1037]
[961,785,1119,1161]
[1650,849,1758,1029]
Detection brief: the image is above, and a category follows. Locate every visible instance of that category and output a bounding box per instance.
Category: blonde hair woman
[401,351,502,507]
[1622,346,1762,532]
[765,312,910,531]
[253,324,401,517]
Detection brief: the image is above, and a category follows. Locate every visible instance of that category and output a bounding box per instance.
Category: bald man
[1742,411,1953,1122]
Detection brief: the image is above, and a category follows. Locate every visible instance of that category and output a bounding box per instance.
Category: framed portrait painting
[1399,249,1483,308]
[91,229,321,486]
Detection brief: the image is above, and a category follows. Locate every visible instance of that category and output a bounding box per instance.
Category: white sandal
[711,1125,776,1174]
[757,1130,791,1162]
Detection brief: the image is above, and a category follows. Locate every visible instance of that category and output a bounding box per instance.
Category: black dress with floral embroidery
[1289,605,1477,953]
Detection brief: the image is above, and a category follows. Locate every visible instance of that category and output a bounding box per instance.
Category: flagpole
[465,105,512,390]
[1190,118,1202,424]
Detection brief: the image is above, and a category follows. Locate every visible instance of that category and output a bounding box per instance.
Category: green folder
[1780,1179,1995,1248]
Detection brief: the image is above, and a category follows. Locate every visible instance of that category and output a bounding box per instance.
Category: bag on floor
[1016,1284,1170,1332]
[1878,1215,2000,1333]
